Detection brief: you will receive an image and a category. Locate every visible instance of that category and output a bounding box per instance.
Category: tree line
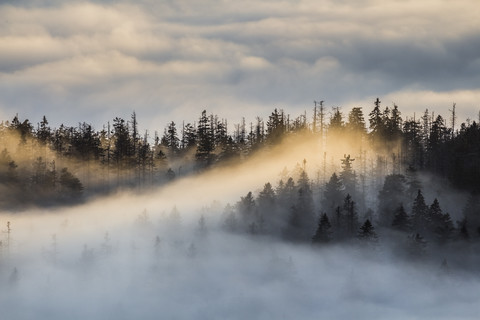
[0,98,479,209]
[222,159,477,258]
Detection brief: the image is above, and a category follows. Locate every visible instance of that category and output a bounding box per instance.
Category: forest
[1,98,480,318]
[1,99,479,237]
[1,99,480,237]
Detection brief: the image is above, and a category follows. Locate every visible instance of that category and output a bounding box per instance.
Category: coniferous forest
[3,0,480,318]
[1,99,480,319]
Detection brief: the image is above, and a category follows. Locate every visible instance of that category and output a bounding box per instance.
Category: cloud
[0,0,479,133]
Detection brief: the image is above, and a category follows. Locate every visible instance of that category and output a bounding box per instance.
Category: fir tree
[346,107,366,134]
[312,213,332,244]
[59,167,83,199]
[266,108,286,144]
[340,154,356,198]
[378,174,407,227]
[391,204,411,232]
[322,173,344,216]
[369,98,385,143]
[412,190,429,234]
[328,107,344,134]
[162,121,179,156]
[435,212,454,244]
[428,198,443,235]
[357,219,377,242]
[196,110,215,167]
[343,194,359,238]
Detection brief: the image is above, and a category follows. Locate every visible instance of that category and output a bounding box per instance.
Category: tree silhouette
[358,219,377,242]
[391,205,411,232]
[312,213,332,244]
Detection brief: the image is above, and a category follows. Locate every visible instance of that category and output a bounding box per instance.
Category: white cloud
[0,0,479,132]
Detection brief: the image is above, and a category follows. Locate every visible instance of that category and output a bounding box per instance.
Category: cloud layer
[1,0,479,131]
[1,181,480,320]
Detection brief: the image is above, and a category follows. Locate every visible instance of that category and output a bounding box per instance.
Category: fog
[1,156,480,319]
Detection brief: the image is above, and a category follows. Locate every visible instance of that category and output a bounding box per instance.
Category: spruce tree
[428,198,443,235]
[369,98,385,143]
[322,172,344,216]
[257,182,277,233]
[196,110,215,167]
[435,212,454,244]
[312,213,332,244]
[340,154,356,198]
[378,174,406,227]
[391,204,411,232]
[412,190,428,234]
[343,194,359,238]
[357,219,377,242]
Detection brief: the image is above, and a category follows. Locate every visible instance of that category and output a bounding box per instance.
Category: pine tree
[257,182,276,209]
[428,198,443,235]
[196,110,215,167]
[403,119,424,169]
[322,172,344,216]
[346,107,366,134]
[435,212,454,244]
[328,107,344,134]
[181,122,197,150]
[312,213,332,244]
[357,219,377,242]
[378,174,407,227]
[369,98,385,143]
[340,154,356,199]
[386,104,402,141]
[236,191,257,231]
[217,136,238,162]
[223,204,238,232]
[266,108,286,144]
[37,115,51,145]
[412,190,428,234]
[455,218,470,242]
[257,182,277,232]
[391,204,411,232]
[112,117,134,167]
[343,194,359,238]
[59,167,83,199]
[285,183,315,242]
[161,121,179,157]
[331,206,344,240]
[462,194,480,236]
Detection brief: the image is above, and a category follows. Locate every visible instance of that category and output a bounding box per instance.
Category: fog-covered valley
[1,113,480,319]
[1,161,480,320]
[2,0,480,317]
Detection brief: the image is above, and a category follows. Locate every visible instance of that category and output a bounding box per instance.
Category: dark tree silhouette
[312,213,332,244]
[196,110,215,167]
[358,219,377,242]
[59,168,83,199]
[391,205,411,232]
[322,173,344,216]
[412,190,429,234]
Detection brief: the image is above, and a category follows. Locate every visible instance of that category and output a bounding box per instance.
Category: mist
[1,160,480,320]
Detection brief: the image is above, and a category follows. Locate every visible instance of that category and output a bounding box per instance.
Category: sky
[1,0,479,134]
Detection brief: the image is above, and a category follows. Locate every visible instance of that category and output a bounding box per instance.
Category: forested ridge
[1,98,479,249]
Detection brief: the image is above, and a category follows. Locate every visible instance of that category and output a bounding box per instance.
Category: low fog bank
[1,195,480,320]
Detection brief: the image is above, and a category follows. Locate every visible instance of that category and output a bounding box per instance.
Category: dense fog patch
[1,194,480,319]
